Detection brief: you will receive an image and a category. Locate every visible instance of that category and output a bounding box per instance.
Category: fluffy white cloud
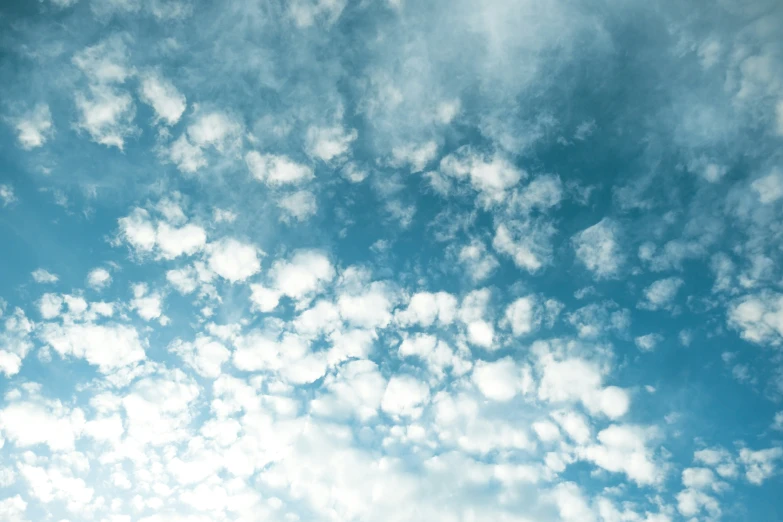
[170,335,230,378]
[457,239,499,282]
[728,292,783,345]
[639,277,683,311]
[471,357,532,401]
[0,184,15,206]
[391,141,438,172]
[310,360,386,421]
[170,111,242,172]
[739,447,783,485]
[381,375,430,418]
[439,147,524,201]
[399,333,465,378]
[396,291,457,327]
[269,250,334,302]
[39,322,146,372]
[13,104,54,149]
[572,218,623,279]
[207,238,262,282]
[579,424,663,486]
[278,190,318,222]
[32,269,58,284]
[0,389,85,452]
[493,220,553,272]
[246,152,314,185]
[306,125,357,161]
[0,495,27,522]
[635,333,662,352]
[138,72,186,125]
[86,267,111,289]
[534,341,630,419]
[130,283,165,322]
[503,296,539,336]
[751,169,783,204]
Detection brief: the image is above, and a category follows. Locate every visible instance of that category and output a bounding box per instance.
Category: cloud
[170,111,243,173]
[12,104,54,149]
[635,333,663,352]
[86,267,111,289]
[739,447,783,485]
[0,184,15,206]
[639,277,684,311]
[246,152,314,185]
[306,125,357,162]
[138,71,187,125]
[471,357,532,401]
[278,190,318,222]
[32,269,59,284]
[751,169,783,204]
[572,218,623,279]
[727,292,783,346]
[72,36,137,149]
[39,322,146,372]
[206,238,262,283]
[381,374,430,418]
[438,146,524,202]
[579,424,664,486]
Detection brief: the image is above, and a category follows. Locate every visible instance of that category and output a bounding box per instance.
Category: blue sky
[1,0,783,521]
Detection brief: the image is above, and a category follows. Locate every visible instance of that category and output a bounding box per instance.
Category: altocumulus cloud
[1,0,783,521]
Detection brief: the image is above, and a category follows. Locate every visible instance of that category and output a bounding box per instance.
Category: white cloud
[635,333,662,352]
[739,447,783,485]
[727,292,783,346]
[502,296,539,336]
[381,375,430,418]
[396,291,457,328]
[0,184,15,206]
[39,293,63,319]
[130,283,164,322]
[289,0,347,27]
[13,104,54,149]
[391,141,438,172]
[493,219,553,272]
[86,267,111,289]
[246,152,314,185]
[640,277,683,311]
[278,190,318,222]
[39,322,146,372]
[457,239,499,282]
[269,250,334,302]
[751,169,783,204]
[206,238,262,282]
[74,86,136,149]
[170,111,242,172]
[0,309,34,376]
[156,222,207,259]
[398,334,464,379]
[466,320,494,349]
[170,335,230,378]
[439,147,524,201]
[534,341,630,419]
[572,218,623,279]
[311,360,386,421]
[187,111,242,151]
[139,72,186,125]
[0,389,85,452]
[232,329,326,384]
[0,495,27,522]
[471,357,531,401]
[306,125,358,161]
[337,279,397,330]
[32,269,58,284]
[579,424,663,486]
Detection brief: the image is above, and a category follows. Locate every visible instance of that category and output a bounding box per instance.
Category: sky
[1,0,783,521]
